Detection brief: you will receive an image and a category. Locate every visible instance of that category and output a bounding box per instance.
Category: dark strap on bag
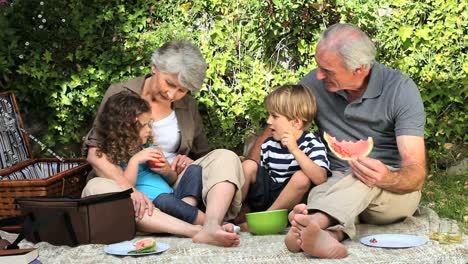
[0,211,79,248]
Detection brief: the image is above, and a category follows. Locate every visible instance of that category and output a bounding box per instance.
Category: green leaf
[398,26,413,41]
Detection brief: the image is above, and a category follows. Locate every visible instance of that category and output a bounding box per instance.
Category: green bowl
[246,209,288,235]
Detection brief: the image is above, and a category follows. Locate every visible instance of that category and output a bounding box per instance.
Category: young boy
[241,84,330,214]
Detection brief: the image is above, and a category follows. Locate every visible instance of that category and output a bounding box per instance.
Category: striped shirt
[261,132,330,183]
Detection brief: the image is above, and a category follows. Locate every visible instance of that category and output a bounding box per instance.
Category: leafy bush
[0,0,466,163]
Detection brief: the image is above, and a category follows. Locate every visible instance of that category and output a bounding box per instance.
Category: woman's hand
[171,154,194,175]
[130,189,154,219]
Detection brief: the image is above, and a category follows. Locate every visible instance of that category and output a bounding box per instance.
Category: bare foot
[192,223,240,247]
[284,226,302,253]
[238,222,249,232]
[295,214,347,259]
[289,203,308,223]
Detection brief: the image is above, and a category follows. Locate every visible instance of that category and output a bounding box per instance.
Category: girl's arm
[124,148,162,185]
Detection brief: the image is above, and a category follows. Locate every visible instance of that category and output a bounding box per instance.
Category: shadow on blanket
[1,207,466,264]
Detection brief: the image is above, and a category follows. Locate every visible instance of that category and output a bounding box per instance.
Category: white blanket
[1,207,467,263]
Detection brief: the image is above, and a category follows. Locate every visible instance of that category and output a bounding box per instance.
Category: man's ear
[151,65,157,75]
[353,65,368,76]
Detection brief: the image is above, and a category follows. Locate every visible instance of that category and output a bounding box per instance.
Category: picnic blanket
[1,207,466,263]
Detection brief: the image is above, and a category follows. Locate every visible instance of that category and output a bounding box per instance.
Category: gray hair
[151,41,207,92]
[319,23,376,71]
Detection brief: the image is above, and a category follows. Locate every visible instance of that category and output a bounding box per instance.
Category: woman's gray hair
[151,41,207,92]
[320,23,376,71]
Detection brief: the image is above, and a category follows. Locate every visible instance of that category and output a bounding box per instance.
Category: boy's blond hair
[265,84,317,129]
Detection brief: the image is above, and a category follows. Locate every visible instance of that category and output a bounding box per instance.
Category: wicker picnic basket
[0,91,92,219]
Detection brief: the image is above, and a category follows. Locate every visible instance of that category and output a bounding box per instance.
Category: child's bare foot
[284,226,302,252]
[192,223,240,247]
[295,214,347,259]
[238,222,249,232]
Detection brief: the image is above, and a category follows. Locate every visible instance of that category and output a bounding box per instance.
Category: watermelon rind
[323,132,373,160]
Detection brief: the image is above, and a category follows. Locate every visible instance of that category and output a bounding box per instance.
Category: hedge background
[0,0,466,168]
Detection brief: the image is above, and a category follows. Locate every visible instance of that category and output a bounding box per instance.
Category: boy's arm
[290,148,327,185]
[282,131,327,185]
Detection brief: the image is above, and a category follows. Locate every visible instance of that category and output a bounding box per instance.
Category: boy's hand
[281,130,299,152]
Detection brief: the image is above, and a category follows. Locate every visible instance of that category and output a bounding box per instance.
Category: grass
[421,170,467,232]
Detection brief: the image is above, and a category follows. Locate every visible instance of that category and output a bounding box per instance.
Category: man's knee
[360,191,421,225]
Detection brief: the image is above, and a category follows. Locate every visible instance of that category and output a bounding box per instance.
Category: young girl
[95,90,205,225]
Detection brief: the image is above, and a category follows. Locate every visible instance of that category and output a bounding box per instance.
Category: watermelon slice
[128,238,157,254]
[323,132,373,160]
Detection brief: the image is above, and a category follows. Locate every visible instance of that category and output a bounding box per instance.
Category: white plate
[104,241,170,256]
[360,234,427,248]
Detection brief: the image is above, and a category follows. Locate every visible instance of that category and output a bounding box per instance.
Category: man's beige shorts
[82,149,244,220]
[307,170,421,239]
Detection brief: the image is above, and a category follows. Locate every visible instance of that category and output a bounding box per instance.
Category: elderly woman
[82,41,244,247]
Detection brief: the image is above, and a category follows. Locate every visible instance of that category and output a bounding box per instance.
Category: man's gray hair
[320,23,376,71]
[151,41,207,92]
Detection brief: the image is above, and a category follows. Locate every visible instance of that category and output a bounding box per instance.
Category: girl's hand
[130,148,160,165]
[148,150,178,182]
[171,154,194,175]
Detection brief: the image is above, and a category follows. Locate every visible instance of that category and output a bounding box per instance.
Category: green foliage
[0,0,466,161]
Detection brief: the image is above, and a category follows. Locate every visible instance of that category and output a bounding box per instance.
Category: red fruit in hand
[147,160,160,168]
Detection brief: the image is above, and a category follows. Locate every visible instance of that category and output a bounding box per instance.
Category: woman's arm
[189,98,212,159]
[86,147,154,218]
[86,147,133,189]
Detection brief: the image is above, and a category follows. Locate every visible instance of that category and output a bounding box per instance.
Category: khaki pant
[82,149,244,220]
[307,170,421,239]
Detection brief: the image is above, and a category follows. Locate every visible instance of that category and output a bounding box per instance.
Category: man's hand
[171,154,194,175]
[130,189,154,219]
[349,156,394,188]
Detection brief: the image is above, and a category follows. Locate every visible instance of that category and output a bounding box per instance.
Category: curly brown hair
[95,91,152,164]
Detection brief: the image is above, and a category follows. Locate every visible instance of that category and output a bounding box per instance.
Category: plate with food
[104,238,169,256]
[360,234,427,248]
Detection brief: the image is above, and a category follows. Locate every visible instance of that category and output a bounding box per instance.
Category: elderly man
[250,23,426,258]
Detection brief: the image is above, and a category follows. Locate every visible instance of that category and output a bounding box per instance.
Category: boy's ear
[292,118,305,130]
